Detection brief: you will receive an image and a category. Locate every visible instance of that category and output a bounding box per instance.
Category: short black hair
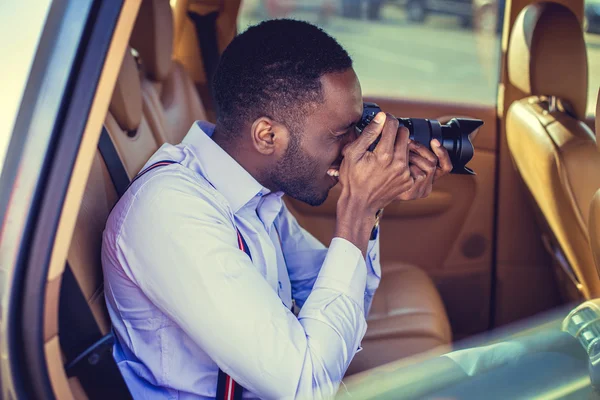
[213,19,353,137]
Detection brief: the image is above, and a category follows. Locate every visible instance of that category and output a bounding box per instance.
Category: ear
[250,117,290,156]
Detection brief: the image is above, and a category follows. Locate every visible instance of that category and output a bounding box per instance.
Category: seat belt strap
[59,263,133,399]
[98,126,130,197]
[64,131,168,398]
[187,10,220,95]
[58,127,136,399]
[77,132,247,398]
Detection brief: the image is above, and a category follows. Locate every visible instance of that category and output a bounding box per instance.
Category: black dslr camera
[355,102,482,175]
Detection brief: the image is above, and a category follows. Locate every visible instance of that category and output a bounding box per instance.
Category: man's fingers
[409,164,430,199]
[409,164,426,181]
[409,142,438,167]
[345,112,386,157]
[393,125,411,166]
[408,151,437,178]
[373,113,399,160]
[430,139,453,180]
[396,173,416,201]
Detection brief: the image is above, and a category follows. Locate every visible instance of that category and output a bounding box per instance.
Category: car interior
[506,1,600,302]
[588,94,600,293]
[3,0,600,398]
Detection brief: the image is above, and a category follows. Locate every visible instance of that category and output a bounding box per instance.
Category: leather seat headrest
[508,2,588,119]
[130,0,174,82]
[109,48,142,133]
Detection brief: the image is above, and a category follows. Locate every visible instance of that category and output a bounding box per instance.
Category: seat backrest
[588,91,600,284]
[507,3,588,120]
[106,47,161,178]
[130,0,208,145]
[506,2,600,300]
[66,46,163,334]
[67,152,118,334]
[590,189,600,287]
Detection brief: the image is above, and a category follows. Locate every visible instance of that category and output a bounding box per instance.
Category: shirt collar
[182,121,282,213]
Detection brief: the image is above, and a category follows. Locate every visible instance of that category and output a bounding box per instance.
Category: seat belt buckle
[64,333,116,378]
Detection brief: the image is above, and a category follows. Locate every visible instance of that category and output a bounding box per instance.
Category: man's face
[269,68,363,206]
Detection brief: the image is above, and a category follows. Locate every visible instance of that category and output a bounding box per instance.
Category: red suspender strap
[216,370,243,400]
[131,161,247,399]
[216,229,250,400]
[128,160,178,189]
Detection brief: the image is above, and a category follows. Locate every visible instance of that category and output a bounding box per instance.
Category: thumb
[345,112,386,158]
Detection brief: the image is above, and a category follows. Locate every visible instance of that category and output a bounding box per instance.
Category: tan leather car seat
[591,189,600,285]
[130,0,207,145]
[66,47,162,335]
[347,262,452,374]
[506,2,600,300]
[588,91,600,286]
[106,47,161,178]
[67,152,118,335]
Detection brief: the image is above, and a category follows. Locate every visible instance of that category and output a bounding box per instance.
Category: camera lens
[356,103,481,175]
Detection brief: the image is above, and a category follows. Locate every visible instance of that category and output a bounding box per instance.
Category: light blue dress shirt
[101,121,382,399]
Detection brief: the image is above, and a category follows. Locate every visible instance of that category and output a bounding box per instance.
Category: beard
[269,131,330,206]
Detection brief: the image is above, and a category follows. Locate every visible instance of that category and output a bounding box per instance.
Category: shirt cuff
[313,237,368,307]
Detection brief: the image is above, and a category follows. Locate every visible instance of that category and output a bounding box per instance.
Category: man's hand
[338,112,418,213]
[333,112,420,255]
[333,111,454,255]
[396,137,453,200]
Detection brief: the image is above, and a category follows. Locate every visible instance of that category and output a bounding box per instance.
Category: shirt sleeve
[276,202,382,317]
[112,175,371,399]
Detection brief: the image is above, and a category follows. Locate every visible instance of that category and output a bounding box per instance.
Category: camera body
[355,102,482,175]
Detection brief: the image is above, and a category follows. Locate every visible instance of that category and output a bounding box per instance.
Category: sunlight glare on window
[238,0,504,106]
[0,0,53,174]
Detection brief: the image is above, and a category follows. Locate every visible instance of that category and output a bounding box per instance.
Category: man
[102,19,452,399]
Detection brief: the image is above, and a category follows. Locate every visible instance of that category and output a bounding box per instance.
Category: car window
[0,1,53,174]
[585,0,600,117]
[238,0,504,106]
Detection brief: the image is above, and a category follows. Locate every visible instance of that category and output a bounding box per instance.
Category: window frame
[0,0,124,398]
